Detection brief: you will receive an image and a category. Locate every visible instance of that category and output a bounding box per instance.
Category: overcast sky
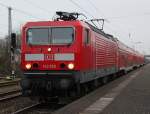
[0,0,150,54]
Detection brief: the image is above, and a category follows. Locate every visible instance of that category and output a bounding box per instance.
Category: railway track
[0,78,21,102]
[12,102,64,114]
[12,103,41,114]
[0,79,20,87]
[0,77,4,80]
[0,89,21,102]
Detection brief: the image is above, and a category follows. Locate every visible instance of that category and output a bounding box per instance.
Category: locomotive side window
[84,29,90,44]
[51,27,74,44]
[27,28,49,45]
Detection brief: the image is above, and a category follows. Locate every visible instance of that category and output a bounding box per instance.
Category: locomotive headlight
[68,63,74,70]
[48,48,51,52]
[25,63,31,70]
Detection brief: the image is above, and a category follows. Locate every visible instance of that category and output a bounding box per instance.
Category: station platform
[81,64,150,114]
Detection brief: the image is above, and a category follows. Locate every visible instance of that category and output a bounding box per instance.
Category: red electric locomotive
[19,12,144,101]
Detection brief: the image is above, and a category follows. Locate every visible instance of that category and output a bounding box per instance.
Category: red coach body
[117,40,144,71]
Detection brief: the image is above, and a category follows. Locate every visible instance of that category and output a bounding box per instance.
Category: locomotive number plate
[43,64,56,69]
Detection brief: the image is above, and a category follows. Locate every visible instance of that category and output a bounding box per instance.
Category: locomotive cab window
[27,27,74,45]
[84,29,90,44]
[51,27,74,44]
[27,28,49,45]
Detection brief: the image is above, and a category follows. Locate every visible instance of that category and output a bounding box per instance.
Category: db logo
[44,54,54,60]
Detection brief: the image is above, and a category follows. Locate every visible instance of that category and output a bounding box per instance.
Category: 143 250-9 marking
[43,64,56,69]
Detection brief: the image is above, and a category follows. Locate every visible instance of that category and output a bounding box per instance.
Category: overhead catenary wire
[107,13,150,20]
[0,2,9,8]
[0,2,43,20]
[86,0,133,39]
[85,0,112,25]
[69,0,116,33]
[86,0,106,18]
[85,0,110,24]
[13,7,44,20]
[0,0,140,40]
[0,1,46,38]
[69,0,105,29]
[84,0,112,28]
[69,0,95,19]
[22,0,52,15]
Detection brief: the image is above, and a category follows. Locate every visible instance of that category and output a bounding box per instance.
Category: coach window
[84,29,90,44]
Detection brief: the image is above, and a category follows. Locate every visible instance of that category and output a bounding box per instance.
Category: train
[18,12,144,102]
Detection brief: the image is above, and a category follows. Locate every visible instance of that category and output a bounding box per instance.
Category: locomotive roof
[84,21,142,56]
[85,22,116,42]
[25,20,113,38]
[24,20,82,27]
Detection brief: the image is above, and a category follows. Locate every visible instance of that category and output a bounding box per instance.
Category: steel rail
[0,89,21,102]
[12,103,41,114]
[0,80,20,87]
